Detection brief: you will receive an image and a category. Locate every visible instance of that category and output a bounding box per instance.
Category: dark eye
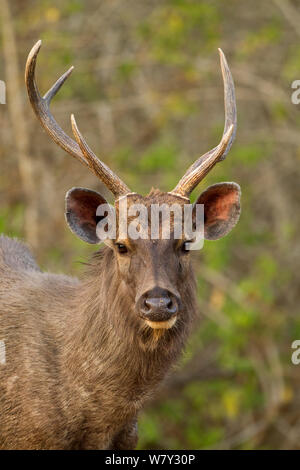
[116,243,128,254]
[181,241,190,253]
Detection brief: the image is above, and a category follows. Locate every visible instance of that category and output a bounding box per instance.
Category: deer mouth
[144,316,177,330]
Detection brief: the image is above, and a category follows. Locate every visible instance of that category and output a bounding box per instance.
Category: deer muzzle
[137,287,180,329]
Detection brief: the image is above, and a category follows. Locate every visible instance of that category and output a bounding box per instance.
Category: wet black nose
[138,287,180,322]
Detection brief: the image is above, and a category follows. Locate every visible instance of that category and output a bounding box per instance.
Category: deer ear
[65,187,109,244]
[193,182,241,240]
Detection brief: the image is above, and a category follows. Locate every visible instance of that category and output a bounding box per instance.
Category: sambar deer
[0,41,241,449]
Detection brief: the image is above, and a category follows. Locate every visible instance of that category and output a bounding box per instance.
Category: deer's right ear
[65,187,110,244]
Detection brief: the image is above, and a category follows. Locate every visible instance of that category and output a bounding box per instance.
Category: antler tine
[71,115,131,197]
[43,66,74,105]
[218,48,237,159]
[170,48,237,198]
[25,40,87,167]
[25,40,131,197]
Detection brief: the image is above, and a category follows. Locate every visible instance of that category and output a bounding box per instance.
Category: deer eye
[116,243,128,254]
[181,241,191,253]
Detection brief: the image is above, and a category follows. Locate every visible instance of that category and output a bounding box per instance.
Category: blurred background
[0,0,300,449]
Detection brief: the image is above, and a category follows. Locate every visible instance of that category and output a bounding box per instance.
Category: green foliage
[138,140,178,172]
[117,61,137,81]
[138,0,220,65]
[0,205,24,239]
[238,21,282,58]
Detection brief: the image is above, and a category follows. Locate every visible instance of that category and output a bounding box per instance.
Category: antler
[170,48,237,198]
[25,40,131,198]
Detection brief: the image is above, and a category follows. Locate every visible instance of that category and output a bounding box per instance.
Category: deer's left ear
[193,182,241,240]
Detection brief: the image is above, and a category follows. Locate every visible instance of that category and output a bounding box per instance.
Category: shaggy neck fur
[62,247,197,439]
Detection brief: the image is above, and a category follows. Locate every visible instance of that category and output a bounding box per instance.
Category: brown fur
[0,190,198,450]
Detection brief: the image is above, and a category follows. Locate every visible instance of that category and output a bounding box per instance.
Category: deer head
[25,41,241,330]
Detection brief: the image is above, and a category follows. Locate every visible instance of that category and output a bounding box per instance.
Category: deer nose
[138,287,180,323]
